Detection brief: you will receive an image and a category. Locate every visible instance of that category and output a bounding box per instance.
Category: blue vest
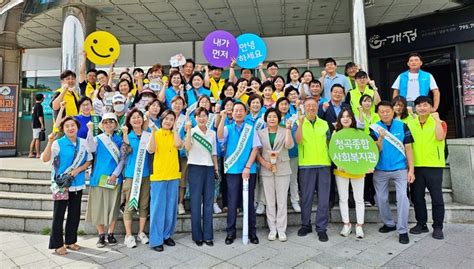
[56,136,89,188]
[225,122,257,174]
[373,119,407,171]
[90,134,123,187]
[186,87,211,107]
[245,111,265,130]
[124,130,151,178]
[398,70,431,98]
[280,113,298,158]
[165,87,180,108]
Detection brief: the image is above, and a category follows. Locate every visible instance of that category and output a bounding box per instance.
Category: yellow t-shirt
[150,129,181,181]
[334,169,365,179]
[272,91,284,102]
[55,88,79,116]
[209,77,225,101]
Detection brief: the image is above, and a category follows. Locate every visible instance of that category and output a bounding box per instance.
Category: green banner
[329,128,379,175]
[91,115,101,136]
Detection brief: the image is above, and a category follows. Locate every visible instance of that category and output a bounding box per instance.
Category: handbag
[52,189,69,201]
[52,141,78,189]
[39,130,46,141]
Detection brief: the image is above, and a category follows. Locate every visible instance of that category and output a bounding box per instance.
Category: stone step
[0,177,52,194]
[0,191,88,211]
[0,202,472,234]
[388,188,453,203]
[0,168,50,180]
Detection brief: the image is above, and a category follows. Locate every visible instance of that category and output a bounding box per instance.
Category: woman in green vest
[392,96,415,124]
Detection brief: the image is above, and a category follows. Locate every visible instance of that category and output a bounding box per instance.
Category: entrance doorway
[379,48,461,138]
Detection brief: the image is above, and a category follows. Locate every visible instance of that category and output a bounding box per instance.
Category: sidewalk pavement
[1,224,473,268]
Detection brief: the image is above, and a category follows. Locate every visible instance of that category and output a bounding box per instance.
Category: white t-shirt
[187,127,217,167]
[392,72,438,101]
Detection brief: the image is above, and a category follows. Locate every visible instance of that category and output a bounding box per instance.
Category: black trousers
[49,190,83,249]
[364,173,376,204]
[410,167,445,229]
[219,158,228,207]
[226,173,256,236]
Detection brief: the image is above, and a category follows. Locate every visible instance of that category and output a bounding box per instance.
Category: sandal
[65,243,80,250]
[54,246,67,255]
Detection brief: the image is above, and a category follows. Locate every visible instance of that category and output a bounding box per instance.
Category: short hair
[221,97,235,107]
[116,79,133,93]
[233,101,247,112]
[197,95,211,106]
[309,79,321,87]
[324,57,337,66]
[359,94,374,105]
[275,96,290,111]
[209,65,223,71]
[59,116,80,132]
[376,100,393,111]
[284,85,299,98]
[96,70,108,78]
[185,58,195,68]
[248,77,262,86]
[303,97,318,104]
[264,107,281,123]
[194,106,209,117]
[60,70,76,80]
[169,70,185,85]
[35,93,44,101]
[344,62,357,75]
[145,98,164,116]
[414,96,433,107]
[260,80,275,92]
[240,68,253,75]
[300,70,314,81]
[330,83,345,93]
[147,64,163,75]
[354,71,368,79]
[119,72,133,82]
[247,93,263,107]
[87,68,97,74]
[267,62,278,69]
[236,78,248,87]
[125,108,144,132]
[171,95,186,106]
[133,68,144,75]
[190,72,204,83]
[159,109,176,129]
[78,96,92,107]
[407,52,422,62]
[220,82,237,100]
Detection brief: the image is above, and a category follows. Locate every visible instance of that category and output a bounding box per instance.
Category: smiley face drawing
[84,31,120,65]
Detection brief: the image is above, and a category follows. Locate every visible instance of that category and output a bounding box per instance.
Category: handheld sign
[169,53,186,67]
[329,128,379,175]
[203,30,238,68]
[84,31,120,65]
[236,33,267,69]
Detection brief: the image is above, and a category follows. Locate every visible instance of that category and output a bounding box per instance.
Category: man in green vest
[345,71,381,117]
[295,98,332,242]
[408,96,447,240]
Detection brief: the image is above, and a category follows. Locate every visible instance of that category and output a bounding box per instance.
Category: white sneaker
[256,203,265,215]
[213,203,222,214]
[268,230,277,241]
[278,232,287,242]
[124,235,137,248]
[292,202,301,212]
[340,224,352,237]
[356,225,364,239]
[178,203,185,215]
[137,232,149,244]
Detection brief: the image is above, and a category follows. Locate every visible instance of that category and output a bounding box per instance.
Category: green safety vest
[298,117,331,167]
[408,115,446,168]
[349,85,375,117]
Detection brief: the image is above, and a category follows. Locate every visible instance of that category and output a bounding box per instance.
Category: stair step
[388,188,452,203]
[0,169,51,180]
[0,177,51,194]
[0,203,473,234]
[0,191,88,211]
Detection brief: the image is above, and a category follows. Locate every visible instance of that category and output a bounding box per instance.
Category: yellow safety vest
[298,117,331,166]
[349,85,375,117]
[408,115,446,167]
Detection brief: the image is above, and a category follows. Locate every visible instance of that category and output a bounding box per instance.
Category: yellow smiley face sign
[84,31,120,65]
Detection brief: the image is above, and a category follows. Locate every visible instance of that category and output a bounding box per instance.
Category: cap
[112,93,126,103]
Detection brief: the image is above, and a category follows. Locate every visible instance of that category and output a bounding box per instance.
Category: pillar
[350,0,369,72]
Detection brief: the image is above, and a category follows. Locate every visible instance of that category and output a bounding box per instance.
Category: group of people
[40,51,447,256]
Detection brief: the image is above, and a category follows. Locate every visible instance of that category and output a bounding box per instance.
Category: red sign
[0,85,18,148]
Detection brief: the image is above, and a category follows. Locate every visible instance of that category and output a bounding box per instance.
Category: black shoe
[379,225,397,233]
[153,245,164,252]
[249,234,259,244]
[432,228,444,240]
[225,235,235,245]
[204,240,214,246]
[96,234,106,248]
[297,227,312,237]
[194,240,203,246]
[399,233,409,244]
[317,232,329,242]
[164,238,175,247]
[329,201,335,209]
[107,233,118,246]
[409,223,429,234]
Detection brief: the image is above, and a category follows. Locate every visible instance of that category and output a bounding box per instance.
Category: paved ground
[1,224,473,268]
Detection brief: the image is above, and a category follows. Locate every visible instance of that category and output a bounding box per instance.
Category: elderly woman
[256,108,294,242]
[41,116,92,255]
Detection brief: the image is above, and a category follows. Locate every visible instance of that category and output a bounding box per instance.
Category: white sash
[224,123,252,173]
[206,113,216,129]
[186,101,198,115]
[370,123,406,156]
[51,140,87,193]
[176,114,186,133]
[128,131,151,210]
[255,117,265,130]
[288,113,298,127]
[97,133,120,164]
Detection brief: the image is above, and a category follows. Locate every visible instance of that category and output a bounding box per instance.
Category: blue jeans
[189,164,215,241]
[149,179,179,247]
